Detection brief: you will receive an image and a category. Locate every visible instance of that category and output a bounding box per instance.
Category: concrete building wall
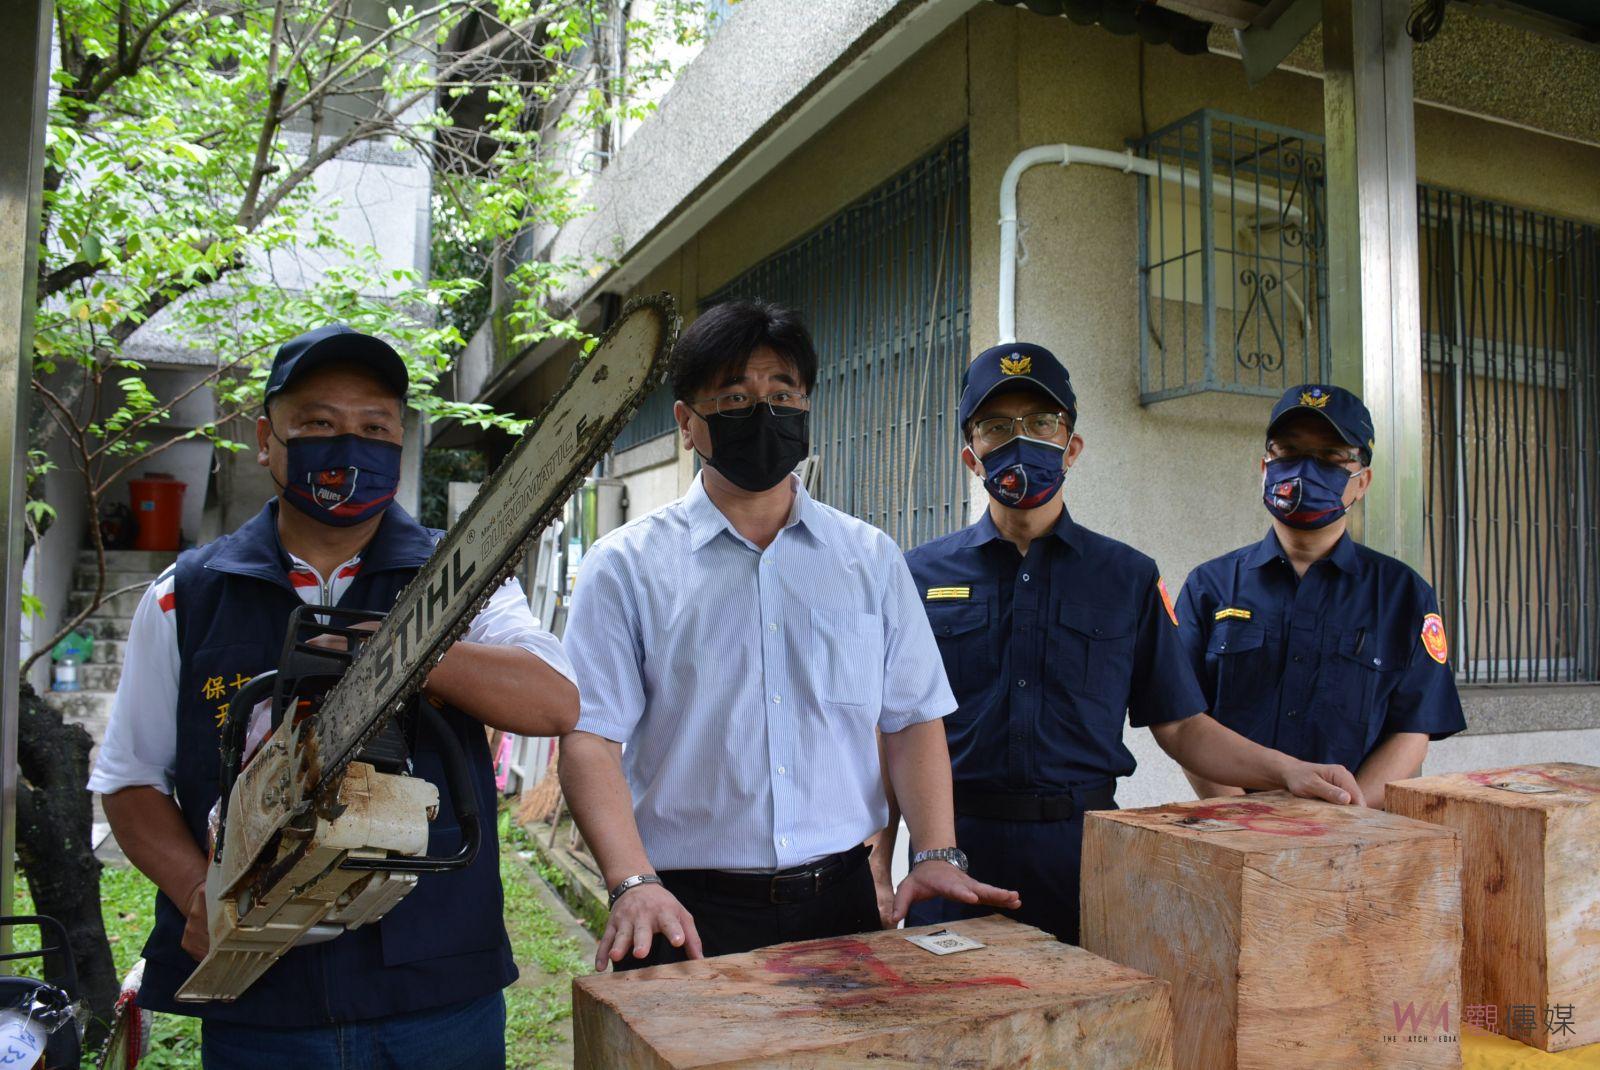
[611,15,979,512]
[568,6,1600,807]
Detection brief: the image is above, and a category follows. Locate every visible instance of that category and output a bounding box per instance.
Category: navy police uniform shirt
[905,508,1205,791]
[1175,529,1466,771]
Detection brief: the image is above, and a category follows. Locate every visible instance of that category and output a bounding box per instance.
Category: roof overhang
[543,0,983,323]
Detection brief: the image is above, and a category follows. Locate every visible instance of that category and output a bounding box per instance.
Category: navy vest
[138,501,516,1027]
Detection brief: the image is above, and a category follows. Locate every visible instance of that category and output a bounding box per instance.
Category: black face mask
[700,407,810,492]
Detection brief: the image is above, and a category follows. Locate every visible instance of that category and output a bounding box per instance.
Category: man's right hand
[181,879,210,961]
[595,882,702,972]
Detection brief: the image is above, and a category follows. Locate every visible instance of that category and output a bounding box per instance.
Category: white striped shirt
[565,473,955,872]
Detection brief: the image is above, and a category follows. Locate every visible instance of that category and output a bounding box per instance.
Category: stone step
[40,693,115,789]
[67,588,148,619]
[77,664,124,692]
[76,549,179,573]
[68,568,161,591]
[44,637,128,665]
[86,639,127,665]
[41,688,114,725]
[79,617,133,641]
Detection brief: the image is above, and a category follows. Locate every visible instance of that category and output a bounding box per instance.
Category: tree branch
[91,343,265,461]
[236,0,291,228]
[277,0,479,124]
[40,260,102,300]
[97,406,254,492]
[75,0,196,108]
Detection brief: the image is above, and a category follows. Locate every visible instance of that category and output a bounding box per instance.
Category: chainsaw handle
[213,671,280,860]
[339,701,481,874]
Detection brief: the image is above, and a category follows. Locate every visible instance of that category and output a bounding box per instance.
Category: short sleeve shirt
[1175,529,1466,770]
[905,508,1205,791]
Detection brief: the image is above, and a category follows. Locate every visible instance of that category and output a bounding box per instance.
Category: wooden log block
[572,915,1174,1069]
[1388,761,1600,1053]
[1080,791,1461,1070]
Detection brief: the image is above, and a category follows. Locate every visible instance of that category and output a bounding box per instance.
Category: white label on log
[1491,780,1561,794]
[906,930,987,955]
[1171,816,1247,832]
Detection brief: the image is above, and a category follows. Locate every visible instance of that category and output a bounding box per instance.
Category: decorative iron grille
[1134,110,1330,404]
[700,133,973,547]
[1421,187,1600,684]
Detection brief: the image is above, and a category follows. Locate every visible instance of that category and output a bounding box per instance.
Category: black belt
[664,844,871,905]
[954,782,1117,822]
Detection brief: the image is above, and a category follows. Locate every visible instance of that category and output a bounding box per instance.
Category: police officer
[1175,384,1466,811]
[89,326,579,1068]
[901,343,1365,944]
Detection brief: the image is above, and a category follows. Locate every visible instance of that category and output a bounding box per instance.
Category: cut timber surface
[1080,792,1461,1070]
[1388,762,1600,1052]
[572,915,1173,1069]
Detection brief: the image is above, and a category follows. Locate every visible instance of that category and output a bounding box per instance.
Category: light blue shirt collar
[684,472,830,552]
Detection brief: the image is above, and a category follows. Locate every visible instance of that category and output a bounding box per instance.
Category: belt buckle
[768,865,825,904]
[769,871,799,904]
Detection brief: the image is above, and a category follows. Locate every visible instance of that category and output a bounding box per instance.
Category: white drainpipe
[997,144,1303,345]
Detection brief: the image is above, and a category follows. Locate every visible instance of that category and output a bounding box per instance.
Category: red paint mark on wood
[760,937,1027,1016]
[1464,768,1600,795]
[1151,801,1329,837]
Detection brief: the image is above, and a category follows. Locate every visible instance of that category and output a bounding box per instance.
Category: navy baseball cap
[263,325,408,405]
[1267,384,1375,461]
[959,342,1078,430]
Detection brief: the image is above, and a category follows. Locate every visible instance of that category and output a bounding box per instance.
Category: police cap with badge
[960,343,1078,512]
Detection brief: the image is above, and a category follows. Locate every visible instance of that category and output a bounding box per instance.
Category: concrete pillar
[1321,0,1425,566]
[0,0,54,929]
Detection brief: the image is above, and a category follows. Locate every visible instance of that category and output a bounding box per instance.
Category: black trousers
[616,852,881,970]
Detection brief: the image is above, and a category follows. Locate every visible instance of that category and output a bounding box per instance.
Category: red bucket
[129,475,186,551]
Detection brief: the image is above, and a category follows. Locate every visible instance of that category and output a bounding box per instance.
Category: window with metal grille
[1134,110,1331,404]
[1421,187,1600,684]
[694,133,973,547]
[612,385,676,452]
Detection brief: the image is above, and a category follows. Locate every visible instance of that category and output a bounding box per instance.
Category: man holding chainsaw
[561,301,1020,972]
[89,325,579,1069]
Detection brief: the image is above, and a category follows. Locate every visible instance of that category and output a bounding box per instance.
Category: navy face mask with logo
[975,436,1067,510]
[276,431,402,526]
[1262,455,1355,529]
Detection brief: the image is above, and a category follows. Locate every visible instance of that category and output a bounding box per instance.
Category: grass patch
[498,809,588,1070]
[12,869,202,1069]
[504,817,609,937]
[12,808,586,1069]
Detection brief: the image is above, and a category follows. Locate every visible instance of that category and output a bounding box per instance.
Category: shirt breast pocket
[811,608,884,709]
[1053,602,1137,699]
[1204,620,1272,732]
[926,601,989,700]
[1327,632,1404,721]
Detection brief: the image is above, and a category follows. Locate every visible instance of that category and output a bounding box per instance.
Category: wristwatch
[911,847,969,873]
[608,873,663,908]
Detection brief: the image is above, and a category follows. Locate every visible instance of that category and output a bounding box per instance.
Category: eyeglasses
[691,390,811,418]
[972,412,1070,445]
[1266,442,1364,467]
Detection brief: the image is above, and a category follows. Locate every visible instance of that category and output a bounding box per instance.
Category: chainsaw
[175,294,679,1003]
